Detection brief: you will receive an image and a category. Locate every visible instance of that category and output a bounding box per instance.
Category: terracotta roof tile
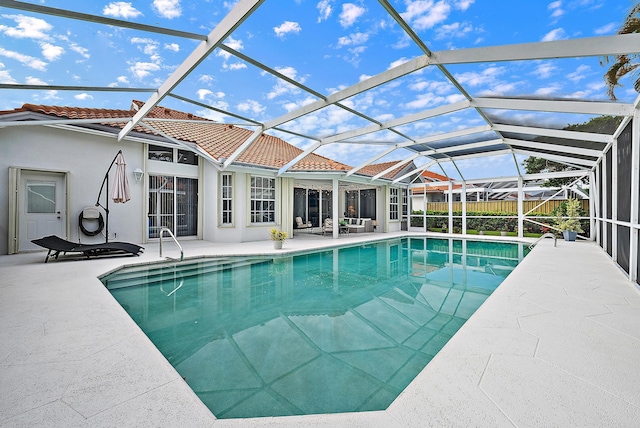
[359,160,410,180]
[422,170,450,182]
[1,101,353,172]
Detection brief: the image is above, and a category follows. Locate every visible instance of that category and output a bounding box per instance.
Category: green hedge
[409,210,590,235]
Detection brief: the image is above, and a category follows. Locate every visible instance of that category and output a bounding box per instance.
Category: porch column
[332,178,339,239]
[423,184,427,232]
[602,146,608,250]
[448,181,453,232]
[589,170,596,241]
[461,180,467,234]
[630,108,639,282]
[517,176,524,238]
[612,134,618,261]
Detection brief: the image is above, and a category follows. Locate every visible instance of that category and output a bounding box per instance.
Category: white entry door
[18,171,67,251]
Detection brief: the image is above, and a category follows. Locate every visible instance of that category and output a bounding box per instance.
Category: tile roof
[2,102,352,172]
[359,161,411,181]
[3,101,422,178]
[421,170,451,182]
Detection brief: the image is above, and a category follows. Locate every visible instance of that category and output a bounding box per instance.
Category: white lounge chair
[295,216,313,232]
[322,218,333,236]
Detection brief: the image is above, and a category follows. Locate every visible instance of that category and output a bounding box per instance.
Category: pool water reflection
[102,237,528,419]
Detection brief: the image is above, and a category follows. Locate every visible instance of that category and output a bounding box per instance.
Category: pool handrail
[159,227,184,261]
[529,232,557,250]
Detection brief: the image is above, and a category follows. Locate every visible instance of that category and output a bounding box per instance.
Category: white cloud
[548,1,564,19]
[103,2,142,19]
[405,93,448,110]
[409,79,452,95]
[400,1,451,31]
[388,57,411,70]
[164,43,180,52]
[535,84,562,96]
[337,32,369,47]
[74,93,93,100]
[69,43,90,59]
[0,14,52,39]
[267,66,304,99]
[276,66,302,81]
[152,0,182,19]
[25,76,47,85]
[224,62,247,70]
[274,21,302,38]
[434,21,473,39]
[594,22,616,35]
[237,99,266,115]
[339,3,365,28]
[199,74,214,84]
[567,64,590,82]
[197,89,213,100]
[479,82,519,96]
[0,64,16,83]
[533,62,557,79]
[317,0,333,22]
[40,90,61,100]
[541,28,566,41]
[455,66,505,86]
[0,47,47,71]
[40,43,64,61]
[455,0,474,11]
[128,61,161,79]
[216,36,243,60]
[117,75,129,83]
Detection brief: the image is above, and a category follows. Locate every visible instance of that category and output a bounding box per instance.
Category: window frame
[390,187,399,221]
[220,172,234,226]
[249,175,277,224]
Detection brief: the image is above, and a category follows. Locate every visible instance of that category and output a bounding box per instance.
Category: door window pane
[176,178,198,236]
[27,182,56,213]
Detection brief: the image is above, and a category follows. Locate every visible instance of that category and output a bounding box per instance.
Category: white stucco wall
[0,125,145,254]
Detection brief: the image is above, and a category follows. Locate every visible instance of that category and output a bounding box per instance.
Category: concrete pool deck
[1,233,639,427]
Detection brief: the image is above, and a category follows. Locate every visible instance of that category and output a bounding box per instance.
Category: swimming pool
[101,237,529,419]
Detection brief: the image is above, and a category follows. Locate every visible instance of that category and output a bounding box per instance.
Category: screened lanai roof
[1,0,639,184]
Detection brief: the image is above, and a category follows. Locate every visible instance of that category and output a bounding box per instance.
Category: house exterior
[0,101,417,255]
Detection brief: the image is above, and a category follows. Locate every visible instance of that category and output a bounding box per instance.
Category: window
[250,176,275,223]
[148,145,173,162]
[148,145,198,165]
[390,188,399,220]
[177,149,198,165]
[221,173,233,225]
[27,182,56,213]
[345,189,376,219]
[148,175,198,238]
[346,190,358,217]
[402,188,408,217]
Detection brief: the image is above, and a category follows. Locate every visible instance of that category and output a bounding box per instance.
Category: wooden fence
[424,199,590,215]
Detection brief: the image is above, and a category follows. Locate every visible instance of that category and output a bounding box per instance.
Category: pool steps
[102,257,270,290]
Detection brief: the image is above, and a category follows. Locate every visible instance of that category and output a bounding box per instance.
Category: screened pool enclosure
[1,0,639,286]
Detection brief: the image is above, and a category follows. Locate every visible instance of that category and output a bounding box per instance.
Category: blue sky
[0,0,637,179]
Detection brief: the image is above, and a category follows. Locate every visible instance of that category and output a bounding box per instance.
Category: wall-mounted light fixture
[133,168,144,183]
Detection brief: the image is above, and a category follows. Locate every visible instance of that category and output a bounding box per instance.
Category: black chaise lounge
[32,235,144,263]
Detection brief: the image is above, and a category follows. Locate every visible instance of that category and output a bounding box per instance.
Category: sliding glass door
[149,175,198,238]
[293,187,332,227]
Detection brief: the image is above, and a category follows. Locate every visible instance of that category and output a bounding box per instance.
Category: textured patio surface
[1,233,638,427]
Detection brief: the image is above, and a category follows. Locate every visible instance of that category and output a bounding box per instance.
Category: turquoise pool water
[102,237,529,419]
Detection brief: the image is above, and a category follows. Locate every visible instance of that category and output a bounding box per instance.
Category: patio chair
[322,218,333,236]
[31,235,144,263]
[295,216,313,232]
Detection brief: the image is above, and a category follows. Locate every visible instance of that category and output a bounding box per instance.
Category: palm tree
[602,3,640,100]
